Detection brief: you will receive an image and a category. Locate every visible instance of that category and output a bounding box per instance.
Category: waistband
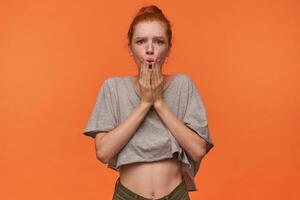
[114,177,189,200]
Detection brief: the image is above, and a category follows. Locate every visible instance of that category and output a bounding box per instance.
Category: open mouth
[145,60,153,69]
[146,59,155,67]
[144,58,157,70]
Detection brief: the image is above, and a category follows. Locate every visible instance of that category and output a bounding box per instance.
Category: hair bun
[138,5,162,15]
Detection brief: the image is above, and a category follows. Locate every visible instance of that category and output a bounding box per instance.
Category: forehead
[133,21,167,38]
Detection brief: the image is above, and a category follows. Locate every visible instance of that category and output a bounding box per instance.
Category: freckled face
[129,21,170,69]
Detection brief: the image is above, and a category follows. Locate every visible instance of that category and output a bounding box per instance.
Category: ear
[128,45,133,56]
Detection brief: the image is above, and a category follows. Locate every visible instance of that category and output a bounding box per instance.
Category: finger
[139,60,143,83]
[156,59,163,82]
[157,59,162,76]
[154,58,161,72]
[156,61,162,86]
[153,62,158,88]
[143,61,148,87]
[151,65,155,89]
[143,61,147,87]
[140,60,145,85]
[146,63,151,88]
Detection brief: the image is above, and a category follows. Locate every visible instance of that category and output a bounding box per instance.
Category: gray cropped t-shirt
[83,73,214,191]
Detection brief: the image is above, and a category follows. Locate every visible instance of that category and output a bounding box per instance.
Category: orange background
[1,0,299,199]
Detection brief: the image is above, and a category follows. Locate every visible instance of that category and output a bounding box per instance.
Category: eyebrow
[134,36,166,40]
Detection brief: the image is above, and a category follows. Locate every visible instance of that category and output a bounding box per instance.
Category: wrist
[139,101,152,109]
[153,99,164,109]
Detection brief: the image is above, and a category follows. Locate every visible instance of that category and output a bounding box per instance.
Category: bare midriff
[119,152,183,199]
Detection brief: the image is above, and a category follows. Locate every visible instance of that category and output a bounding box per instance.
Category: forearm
[154,100,207,161]
[96,101,151,163]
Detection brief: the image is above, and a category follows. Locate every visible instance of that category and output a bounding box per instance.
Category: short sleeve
[183,77,214,154]
[83,79,117,138]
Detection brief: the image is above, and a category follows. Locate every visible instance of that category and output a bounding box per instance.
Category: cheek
[132,47,144,57]
[157,48,169,57]
[131,44,143,51]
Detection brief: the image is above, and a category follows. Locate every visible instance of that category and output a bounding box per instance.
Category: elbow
[193,150,206,162]
[95,133,110,164]
[196,137,209,160]
[194,143,207,162]
[96,149,110,164]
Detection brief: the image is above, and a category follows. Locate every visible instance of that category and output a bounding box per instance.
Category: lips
[146,57,155,62]
[144,58,156,69]
[146,60,154,63]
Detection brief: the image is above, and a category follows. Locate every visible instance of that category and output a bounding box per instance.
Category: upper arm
[82,79,118,139]
[183,77,214,154]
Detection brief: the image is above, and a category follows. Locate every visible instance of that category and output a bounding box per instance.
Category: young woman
[83,5,214,200]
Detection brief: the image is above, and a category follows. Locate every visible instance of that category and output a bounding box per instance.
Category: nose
[146,43,154,55]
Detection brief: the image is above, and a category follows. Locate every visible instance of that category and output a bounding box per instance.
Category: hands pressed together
[137,58,165,108]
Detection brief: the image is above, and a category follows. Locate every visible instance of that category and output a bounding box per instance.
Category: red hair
[127,5,172,49]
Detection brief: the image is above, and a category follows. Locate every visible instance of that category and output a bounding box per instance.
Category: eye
[155,40,165,45]
[136,40,145,44]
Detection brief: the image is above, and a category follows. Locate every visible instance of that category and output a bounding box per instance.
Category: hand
[137,59,154,106]
[150,59,165,107]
